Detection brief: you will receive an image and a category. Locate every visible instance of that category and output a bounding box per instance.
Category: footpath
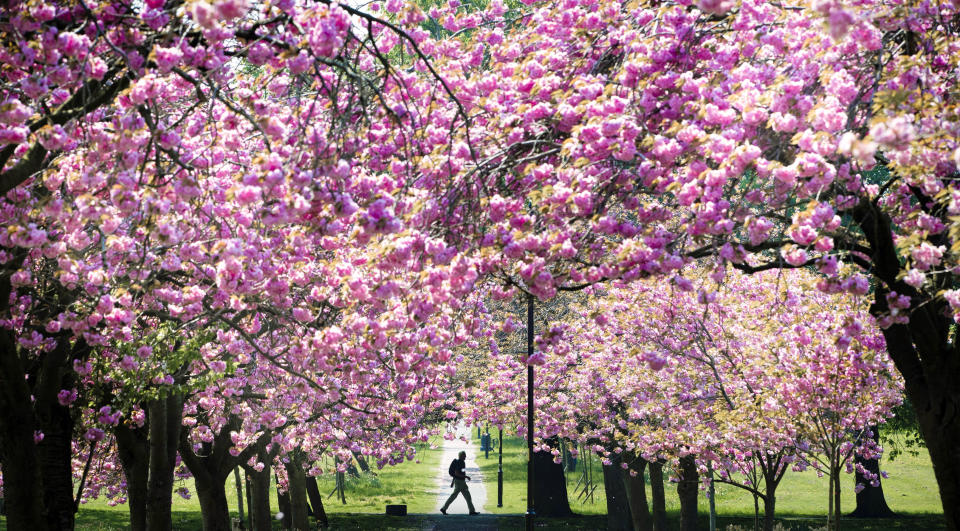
[421,423,497,530]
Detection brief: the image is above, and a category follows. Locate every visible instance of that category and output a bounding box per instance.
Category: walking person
[440,451,479,515]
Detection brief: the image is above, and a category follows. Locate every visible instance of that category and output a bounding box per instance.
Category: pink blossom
[697,0,735,14]
[0,126,29,145]
[84,428,106,442]
[191,1,218,28]
[0,99,32,125]
[903,269,925,288]
[910,242,945,271]
[214,0,248,20]
[790,226,818,246]
[10,270,31,287]
[782,247,809,266]
[57,389,78,406]
[153,46,184,73]
[120,355,140,370]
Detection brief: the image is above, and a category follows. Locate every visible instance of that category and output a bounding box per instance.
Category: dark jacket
[450,458,467,479]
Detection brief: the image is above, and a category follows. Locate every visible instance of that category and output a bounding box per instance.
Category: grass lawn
[1,433,945,530]
[19,436,448,530]
[475,434,944,526]
[36,512,947,530]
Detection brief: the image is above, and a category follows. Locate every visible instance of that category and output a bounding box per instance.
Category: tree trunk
[828,469,835,531]
[277,478,292,529]
[245,463,273,531]
[179,430,268,530]
[849,426,896,518]
[886,324,960,530]
[35,408,75,531]
[34,339,78,531]
[0,327,47,531]
[754,493,761,531]
[763,493,776,531]
[834,466,842,531]
[756,452,787,531]
[146,393,183,531]
[677,456,699,531]
[233,468,245,529]
[623,454,651,531]
[602,454,632,531]
[917,391,960,531]
[116,422,149,531]
[305,476,328,528]
[648,461,667,531]
[855,205,958,530]
[285,460,310,530]
[195,473,232,531]
[532,437,574,517]
[351,451,371,474]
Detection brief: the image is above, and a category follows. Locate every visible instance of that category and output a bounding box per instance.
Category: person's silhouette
[440,450,479,515]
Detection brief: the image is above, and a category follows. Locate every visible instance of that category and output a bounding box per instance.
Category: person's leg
[462,485,476,513]
[442,483,462,511]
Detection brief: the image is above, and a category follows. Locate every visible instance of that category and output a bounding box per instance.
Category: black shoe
[440,508,447,515]
[469,512,480,515]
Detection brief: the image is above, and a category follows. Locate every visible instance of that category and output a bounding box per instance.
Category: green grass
[50,512,948,531]
[1,433,945,530]
[477,436,610,515]
[474,435,943,524]
[11,436,448,530]
[311,436,447,513]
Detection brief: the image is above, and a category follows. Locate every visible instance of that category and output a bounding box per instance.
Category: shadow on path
[419,513,501,530]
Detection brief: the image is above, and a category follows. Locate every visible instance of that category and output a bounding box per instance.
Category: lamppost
[497,426,503,508]
[526,293,535,531]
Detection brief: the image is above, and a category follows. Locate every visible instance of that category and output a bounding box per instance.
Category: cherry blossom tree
[0,1,476,529]
[3,0,959,529]
[407,1,960,525]
[464,268,902,531]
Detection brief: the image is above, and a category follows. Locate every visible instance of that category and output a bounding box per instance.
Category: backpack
[448,458,458,478]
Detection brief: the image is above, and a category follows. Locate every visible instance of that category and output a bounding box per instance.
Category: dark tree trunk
[233,468,245,529]
[146,393,183,531]
[0,264,48,531]
[245,473,253,529]
[285,460,310,530]
[116,422,149,531]
[195,473,232,531]
[563,442,577,473]
[35,418,75,531]
[758,453,787,531]
[0,326,83,531]
[305,476,329,528]
[676,456,699,531]
[0,328,47,531]
[875,313,959,530]
[602,454,632,531]
[245,462,273,531]
[351,451,371,474]
[623,454,651,531]
[179,414,278,531]
[34,340,78,531]
[763,493,777,531]
[849,426,896,518]
[532,437,573,517]
[854,198,959,530]
[277,480,292,529]
[648,461,667,531]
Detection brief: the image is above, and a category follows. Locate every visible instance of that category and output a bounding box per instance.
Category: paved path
[433,424,488,516]
[419,514,500,531]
